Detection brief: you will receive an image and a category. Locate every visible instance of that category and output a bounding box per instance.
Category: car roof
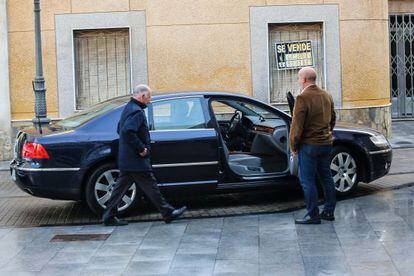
[110,91,253,103]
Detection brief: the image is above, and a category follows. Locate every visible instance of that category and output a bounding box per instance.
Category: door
[210,97,290,178]
[390,14,414,118]
[149,97,220,185]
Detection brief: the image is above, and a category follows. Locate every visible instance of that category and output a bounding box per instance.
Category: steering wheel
[226,111,242,138]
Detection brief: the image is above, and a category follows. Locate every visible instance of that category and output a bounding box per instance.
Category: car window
[152,98,206,130]
[211,101,237,121]
[239,102,280,119]
[211,99,280,121]
[56,101,121,128]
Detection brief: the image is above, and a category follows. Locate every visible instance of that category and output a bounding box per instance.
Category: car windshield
[56,101,122,128]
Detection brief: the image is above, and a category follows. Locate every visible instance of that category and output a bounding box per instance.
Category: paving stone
[168,266,214,276]
[59,241,103,252]
[85,255,131,270]
[260,263,305,276]
[343,246,392,263]
[132,248,177,262]
[81,268,123,276]
[95,243,138,257]
[170,253,216,269]
[214,259,259,275]
[48,250,96,265]
[38,264,85,276]
[299,243,344,257]
[259,248,303,265]
[180,232,221,243]
[176,240,219,255]
[350,261,400,276]
[217,245,258,260]
[302,256,352,276]
[124,260,171,275]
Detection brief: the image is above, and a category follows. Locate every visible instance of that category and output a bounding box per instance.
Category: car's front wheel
[85,163,141,215]
[330,146,359,196]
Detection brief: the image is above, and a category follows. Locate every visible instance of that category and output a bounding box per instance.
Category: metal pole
[32,0,50,127]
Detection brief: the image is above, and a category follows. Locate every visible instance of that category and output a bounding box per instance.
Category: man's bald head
[298,67,317,82]
[132,84,152,105]
[298,67,317,90]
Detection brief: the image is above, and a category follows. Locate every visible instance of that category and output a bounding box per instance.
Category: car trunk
[13,124,70,163]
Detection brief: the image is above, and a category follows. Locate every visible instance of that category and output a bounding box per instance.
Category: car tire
[330,146,359,197]
[85,162,141,215]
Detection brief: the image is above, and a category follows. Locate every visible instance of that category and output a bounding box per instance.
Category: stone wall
[337,105,392,138]
[0,131,12,161]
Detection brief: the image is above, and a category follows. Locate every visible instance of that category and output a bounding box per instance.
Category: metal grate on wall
[74,28,131,110]
[268,23,324,104]
[390,14,414,118]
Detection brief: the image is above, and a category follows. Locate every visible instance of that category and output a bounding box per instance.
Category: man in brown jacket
[290,67,337,224]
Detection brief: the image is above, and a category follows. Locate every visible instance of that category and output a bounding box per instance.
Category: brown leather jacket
[289,84,336,152]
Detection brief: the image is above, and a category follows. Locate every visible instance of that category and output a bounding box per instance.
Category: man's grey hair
[133,84,151,96]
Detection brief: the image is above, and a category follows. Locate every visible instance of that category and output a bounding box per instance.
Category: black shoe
[295,216,321,225]
[164,206,187,224]
[320,211,335,221]
[103,216,128,226]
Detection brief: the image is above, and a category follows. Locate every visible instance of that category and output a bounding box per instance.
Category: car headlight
[370,134,389,147]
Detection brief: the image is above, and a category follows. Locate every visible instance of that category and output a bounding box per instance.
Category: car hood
[334,121,382,136]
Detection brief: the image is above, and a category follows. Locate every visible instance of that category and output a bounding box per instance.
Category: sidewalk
[0,160,9,171]
[390,120,414,149]
[0,185,413,275]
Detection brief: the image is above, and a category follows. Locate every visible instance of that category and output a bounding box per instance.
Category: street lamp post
[32,0,50,128]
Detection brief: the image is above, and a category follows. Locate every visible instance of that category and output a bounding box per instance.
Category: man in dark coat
[102,84,187,226]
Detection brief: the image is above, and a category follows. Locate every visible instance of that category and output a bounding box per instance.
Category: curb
[388,181,414,190]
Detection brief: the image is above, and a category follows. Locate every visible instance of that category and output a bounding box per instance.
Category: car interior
[210,99,289,176]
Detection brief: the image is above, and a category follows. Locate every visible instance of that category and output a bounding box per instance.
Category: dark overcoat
[117,98,152,172]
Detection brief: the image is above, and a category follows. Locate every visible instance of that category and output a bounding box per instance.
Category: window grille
[390,14,414,118]
[268,23,324,104]
[74,28,131,110]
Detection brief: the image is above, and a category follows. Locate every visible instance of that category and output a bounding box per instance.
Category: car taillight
[22,142,50,159]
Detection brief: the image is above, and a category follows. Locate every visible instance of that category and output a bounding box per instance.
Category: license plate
[11,169,16,181]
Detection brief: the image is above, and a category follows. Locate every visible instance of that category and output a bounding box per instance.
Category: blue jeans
[298,144,336,218]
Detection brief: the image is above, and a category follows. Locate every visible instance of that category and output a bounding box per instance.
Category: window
[268,23,324,104]
[211,99,280,121]
[74,28,131,110]
[152,98,206,130]
[211,101,237,121]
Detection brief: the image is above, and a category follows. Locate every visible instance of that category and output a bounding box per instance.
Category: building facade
[0,0,413,160]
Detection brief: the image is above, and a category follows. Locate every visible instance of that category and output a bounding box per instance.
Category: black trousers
[102,171,174,220]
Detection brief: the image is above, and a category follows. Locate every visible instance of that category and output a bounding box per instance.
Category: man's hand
[139,148,148,157]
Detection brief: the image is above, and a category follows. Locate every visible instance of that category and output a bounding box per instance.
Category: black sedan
[10,92,392,214]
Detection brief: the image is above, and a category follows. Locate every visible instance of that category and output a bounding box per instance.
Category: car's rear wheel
[85,163,140,215]
[330,146,359,196]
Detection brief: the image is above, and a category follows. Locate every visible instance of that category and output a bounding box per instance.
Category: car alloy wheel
[330,152,357,193]
[94,169,137,211]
